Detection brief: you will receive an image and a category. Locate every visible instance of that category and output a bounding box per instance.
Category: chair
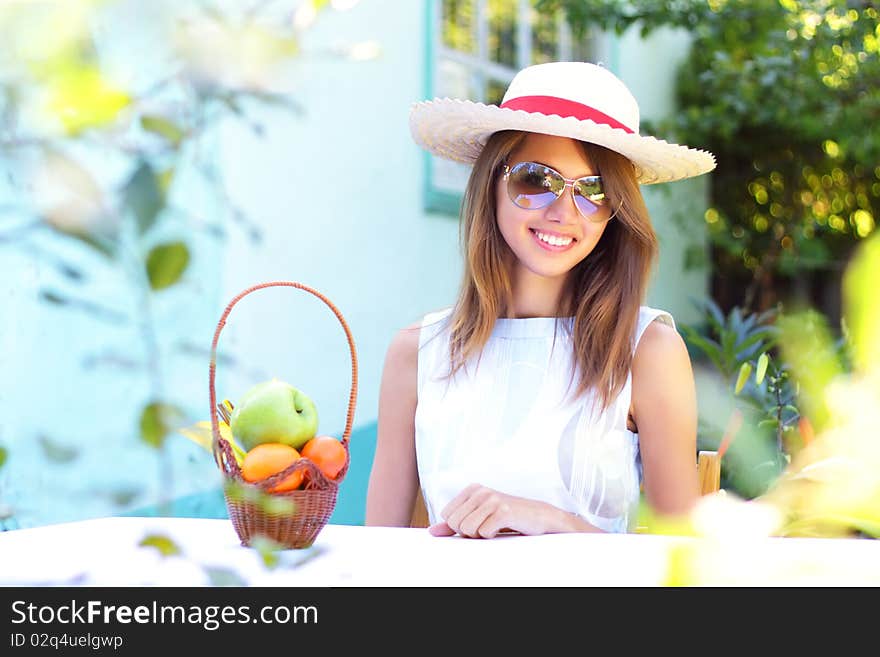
[409,450,721,528]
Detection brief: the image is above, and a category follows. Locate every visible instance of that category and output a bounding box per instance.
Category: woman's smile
[529,227,578,252]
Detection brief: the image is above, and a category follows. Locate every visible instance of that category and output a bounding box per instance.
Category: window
[424,0,599,215]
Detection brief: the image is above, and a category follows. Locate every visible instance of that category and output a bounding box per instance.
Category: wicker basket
[208,281,358,549]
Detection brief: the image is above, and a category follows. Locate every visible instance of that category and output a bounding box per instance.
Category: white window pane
[437,56,481,99]
[433,158,473,196]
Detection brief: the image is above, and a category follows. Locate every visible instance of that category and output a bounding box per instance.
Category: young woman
[365,61,716,537]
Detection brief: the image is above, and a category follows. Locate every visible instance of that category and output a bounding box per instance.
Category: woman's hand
[428,484,599,538]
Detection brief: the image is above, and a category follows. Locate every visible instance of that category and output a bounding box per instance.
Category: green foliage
[737,351,800,457]
[682,298,792,495]
[680,297,779,381]
[549,0,880,311]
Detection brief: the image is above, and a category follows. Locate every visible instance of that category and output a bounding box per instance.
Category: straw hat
[409,61,716,185]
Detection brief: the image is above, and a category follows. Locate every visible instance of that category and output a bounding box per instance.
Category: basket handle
[208,281,358,470]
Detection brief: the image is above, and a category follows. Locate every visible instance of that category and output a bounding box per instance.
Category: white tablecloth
[1,517,878,586]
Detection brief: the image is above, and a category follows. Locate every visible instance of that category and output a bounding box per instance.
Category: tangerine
[241,443,303,492]
[301,435,347,480]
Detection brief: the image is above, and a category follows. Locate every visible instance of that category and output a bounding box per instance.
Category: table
[1,517,878,586]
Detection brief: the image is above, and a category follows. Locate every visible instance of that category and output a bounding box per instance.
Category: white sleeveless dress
[414,305,675,533]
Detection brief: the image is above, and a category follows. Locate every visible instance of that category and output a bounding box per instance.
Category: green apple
[230,379,319,451]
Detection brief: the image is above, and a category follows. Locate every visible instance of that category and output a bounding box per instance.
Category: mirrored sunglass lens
[574,178,605,217]
[508,163,562,210]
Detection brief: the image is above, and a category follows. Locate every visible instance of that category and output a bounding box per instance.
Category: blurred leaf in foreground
[138,533,181,557]
[777,310,843,435]
[146,241,190,290]
[140,402,186,449]
[763,233,880,538]
[123,161,165,236]
[843,233,880,375]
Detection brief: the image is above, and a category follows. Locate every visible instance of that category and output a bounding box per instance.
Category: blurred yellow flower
[44,65,131,135]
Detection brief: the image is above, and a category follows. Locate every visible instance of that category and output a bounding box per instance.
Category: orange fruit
[240,443,303,492]
[301,435,347,480]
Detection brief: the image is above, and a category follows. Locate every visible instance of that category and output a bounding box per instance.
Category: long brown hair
[442,129,658,414]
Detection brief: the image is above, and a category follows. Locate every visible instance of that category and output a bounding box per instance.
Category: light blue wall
[214,0,462,455]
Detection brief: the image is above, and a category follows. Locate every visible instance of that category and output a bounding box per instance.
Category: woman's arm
[631,320,700,518]
[364,323,421,527]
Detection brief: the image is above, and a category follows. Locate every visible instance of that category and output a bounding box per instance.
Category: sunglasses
[502,161,608,222]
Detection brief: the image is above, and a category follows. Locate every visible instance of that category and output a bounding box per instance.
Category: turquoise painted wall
[127,421,378,526]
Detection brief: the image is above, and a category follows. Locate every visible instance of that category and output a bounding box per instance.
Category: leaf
[40,289,67,305]
[778,311,843,434]
[140,115,185,147]
[205,567,247,586]
[37,435,78,464]
[755,353,769,385]
[146,241,189,290]
[124,162,164,236]
[140,402,186,449]
[735,361,753,395]
[243,90,304,115]
[260,495,297,516]
[721,328,737,372]
[735,328,778,357]
[139,533,181,557]
[705,300,726,335]
[0,446,7,470]
[733,336,770,364]
[681,329,725,373]
[107,486,140,507]
[250,536,283,569]
[843,233,880,373]
[158,167,175,194]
